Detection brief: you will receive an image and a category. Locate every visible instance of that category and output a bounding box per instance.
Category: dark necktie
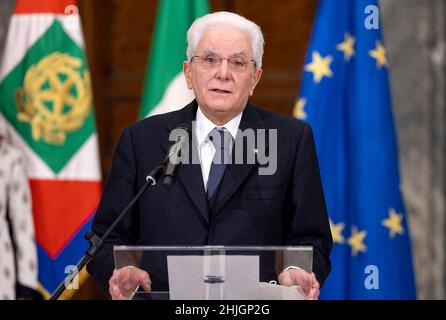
[207,128,232,202]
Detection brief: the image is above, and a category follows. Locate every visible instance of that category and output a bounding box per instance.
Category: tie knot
[208,128,232,150]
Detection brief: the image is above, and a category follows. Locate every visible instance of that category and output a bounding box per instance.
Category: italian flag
[139,0,209,118]
[0,0,101,298]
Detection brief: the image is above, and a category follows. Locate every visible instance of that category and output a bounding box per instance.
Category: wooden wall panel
[78,0,317,179]
[232,0,317,115]
[235,0,316,115]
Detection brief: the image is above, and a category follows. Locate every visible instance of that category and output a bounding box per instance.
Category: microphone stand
[49,165,164,300]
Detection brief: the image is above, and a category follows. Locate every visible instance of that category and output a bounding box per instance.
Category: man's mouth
[210,88,232,94]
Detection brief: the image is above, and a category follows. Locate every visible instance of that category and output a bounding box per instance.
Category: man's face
[184,26,263,125]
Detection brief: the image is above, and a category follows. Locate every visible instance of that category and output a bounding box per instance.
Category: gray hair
[186,11,265,69]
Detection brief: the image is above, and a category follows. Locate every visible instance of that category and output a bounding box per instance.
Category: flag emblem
[16,51,91,145]
[1,19,96,174]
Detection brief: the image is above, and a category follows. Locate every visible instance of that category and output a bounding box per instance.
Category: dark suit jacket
[86,100,332,296]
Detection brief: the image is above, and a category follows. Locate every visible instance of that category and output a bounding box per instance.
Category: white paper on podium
[259,282,306,300]
[167,255,259,300]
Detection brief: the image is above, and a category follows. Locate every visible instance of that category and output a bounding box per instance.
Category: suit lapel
[162,100,210,226]
[210,161,256,215]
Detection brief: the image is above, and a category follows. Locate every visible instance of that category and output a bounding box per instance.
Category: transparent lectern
[114,245,312,300]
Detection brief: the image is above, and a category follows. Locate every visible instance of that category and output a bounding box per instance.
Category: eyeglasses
[191,54,256,72]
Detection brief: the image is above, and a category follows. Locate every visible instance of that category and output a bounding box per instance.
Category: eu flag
[296,0,417,299]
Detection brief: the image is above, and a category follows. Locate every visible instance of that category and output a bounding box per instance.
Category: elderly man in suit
[87,11,332,300]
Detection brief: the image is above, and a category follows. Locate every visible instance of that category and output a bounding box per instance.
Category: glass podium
[113,245,313,300]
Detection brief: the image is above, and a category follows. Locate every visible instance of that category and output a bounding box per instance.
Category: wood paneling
[231,0,317,115]
[78,0,317,179]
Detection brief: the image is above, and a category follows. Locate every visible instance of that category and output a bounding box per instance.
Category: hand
[278,268,320,300]
[108,266,151,300]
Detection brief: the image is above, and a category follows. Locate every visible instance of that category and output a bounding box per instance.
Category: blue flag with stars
[296,0,417,299]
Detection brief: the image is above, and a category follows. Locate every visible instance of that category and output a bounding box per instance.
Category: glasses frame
[190,54,257,72]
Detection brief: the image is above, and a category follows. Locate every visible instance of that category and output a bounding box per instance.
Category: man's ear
[250,68,263,96]
[183,61,193,89]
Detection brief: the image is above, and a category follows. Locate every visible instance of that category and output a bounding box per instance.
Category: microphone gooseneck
[162,124,191,185]
[50,124,190,299]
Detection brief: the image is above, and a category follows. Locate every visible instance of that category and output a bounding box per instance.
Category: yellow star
[329,219,345,244]
[293,98,307,120]
[347,226,367,256]
[304,51,333,83]
[336,33,356,61]
[369,41,388,68]
[382,208,405,238]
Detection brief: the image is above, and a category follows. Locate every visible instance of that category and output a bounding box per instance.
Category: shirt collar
[195,106,242,146]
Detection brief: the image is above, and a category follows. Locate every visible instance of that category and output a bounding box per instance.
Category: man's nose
[215,58,230,80]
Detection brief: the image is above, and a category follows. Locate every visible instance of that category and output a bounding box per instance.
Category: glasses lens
[196,54,253,72]
[228,56,248,71]
[203,54,219,67]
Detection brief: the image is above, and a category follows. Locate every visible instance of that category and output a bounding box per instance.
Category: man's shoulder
[131,110,179,130]
[128,103,193,134]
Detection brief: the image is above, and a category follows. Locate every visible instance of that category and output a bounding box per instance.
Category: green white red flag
[0,0,101,297]
[139,0,209,118]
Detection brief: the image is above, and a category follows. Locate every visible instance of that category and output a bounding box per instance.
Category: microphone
[162,124,191,185]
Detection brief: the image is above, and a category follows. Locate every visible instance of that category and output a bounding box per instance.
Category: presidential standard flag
[296,0,417,299]
[0,0,101,297]
[139,0,209,119]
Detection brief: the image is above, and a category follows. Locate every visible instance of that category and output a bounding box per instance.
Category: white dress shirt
[195,107,242,191]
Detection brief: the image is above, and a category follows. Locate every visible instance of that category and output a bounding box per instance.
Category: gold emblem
[15,52,91,145]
